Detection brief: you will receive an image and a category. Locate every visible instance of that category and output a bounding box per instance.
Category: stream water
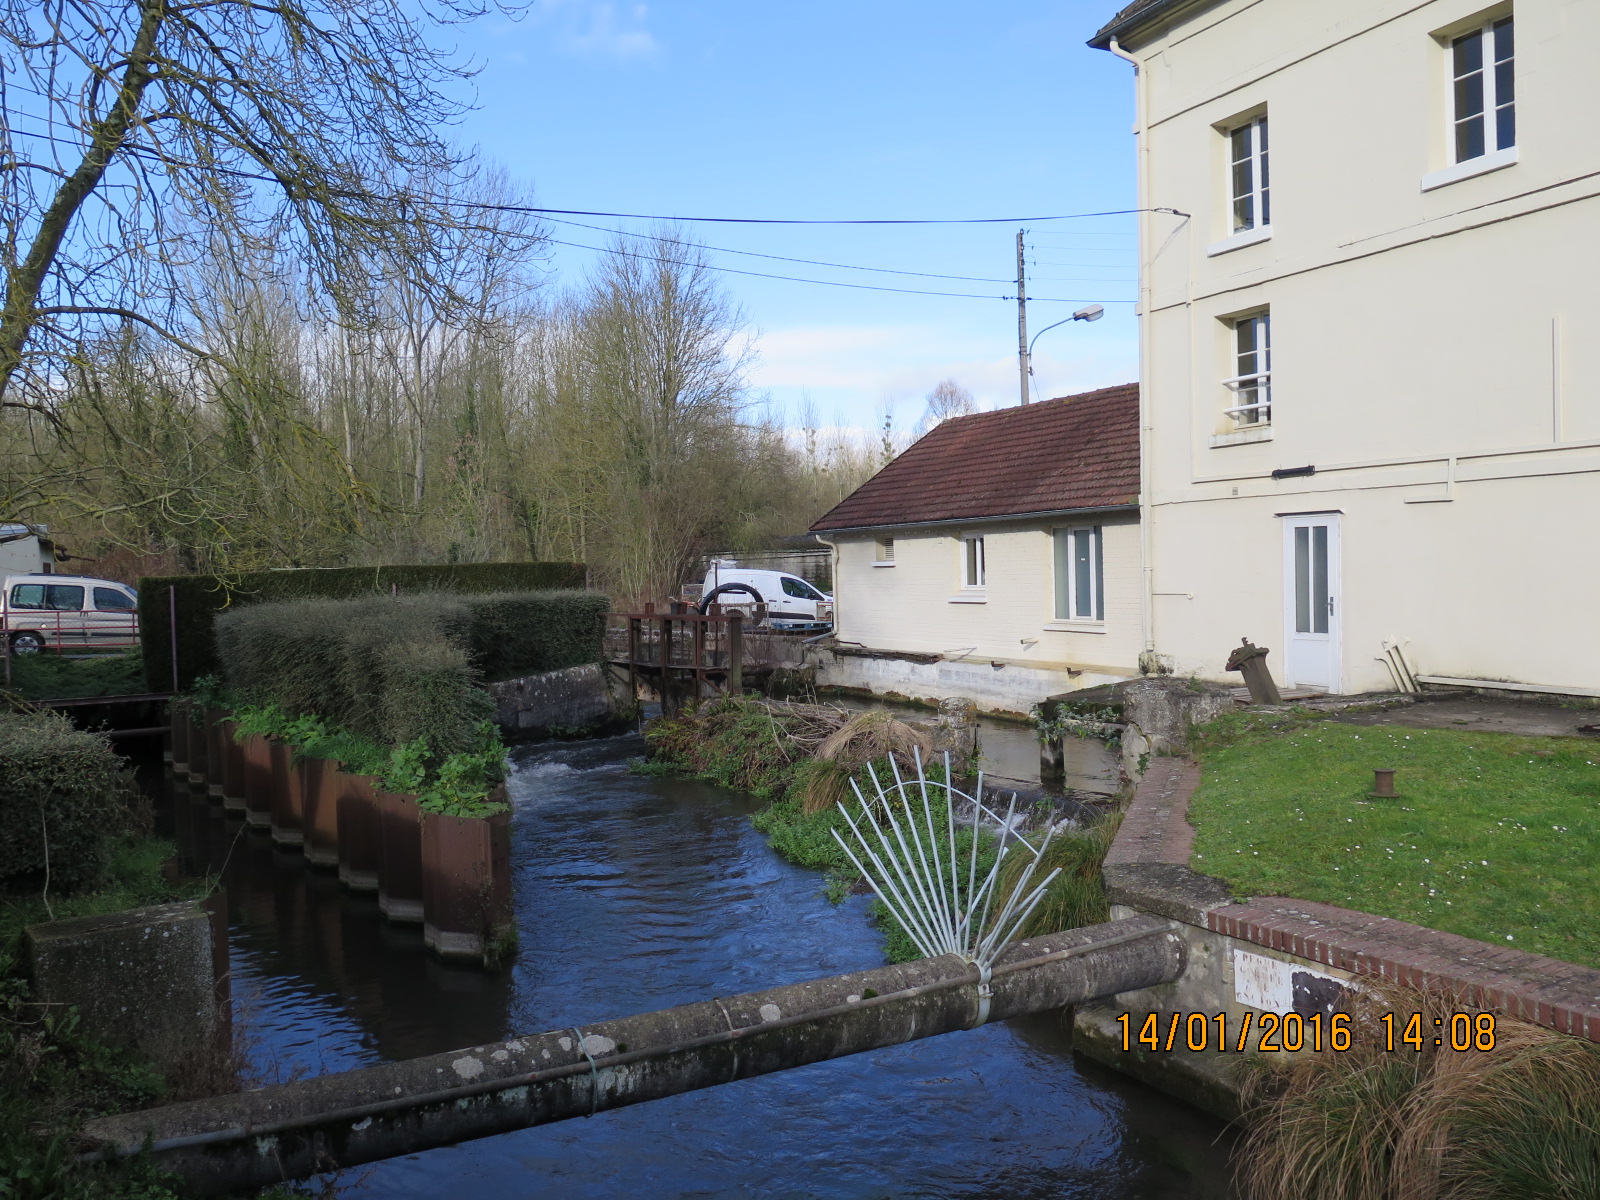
[162,734,1230,1199]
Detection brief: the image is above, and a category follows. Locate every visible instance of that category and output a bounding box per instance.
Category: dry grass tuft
[803,710,934,814]
[1235,982,1600,1200]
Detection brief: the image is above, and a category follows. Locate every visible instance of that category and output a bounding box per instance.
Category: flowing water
[164,734,1230,1199]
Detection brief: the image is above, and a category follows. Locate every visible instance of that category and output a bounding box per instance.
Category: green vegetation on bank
[1235,983,1600,1200]
[140,562,588,691]
[1,651,146,702]
[645,696,1117,961]
[1187,715,1600,967]
[1,715,204,1199]
[206,587,608,818]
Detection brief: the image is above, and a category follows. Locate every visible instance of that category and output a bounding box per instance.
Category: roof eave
[1088,0,1222,50]
[812,502,1140,538]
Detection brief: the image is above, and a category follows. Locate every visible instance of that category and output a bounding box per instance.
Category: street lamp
[1025,304,1103,403]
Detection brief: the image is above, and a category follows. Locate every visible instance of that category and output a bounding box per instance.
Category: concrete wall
[486,662,618,737]
[819,514,1141,712]
[1118,0,1600,693]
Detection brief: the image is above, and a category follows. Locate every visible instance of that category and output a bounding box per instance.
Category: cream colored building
[809,385,1143,713]
[1092,0,1600,696]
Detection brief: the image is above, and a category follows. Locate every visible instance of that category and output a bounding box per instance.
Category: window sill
[948,592,987,604]
[1205,225,1273,257]
[1210,425,1274,448]
[1043,621,1106,634]
[871,561,896,568]
[1421,146,1518,192]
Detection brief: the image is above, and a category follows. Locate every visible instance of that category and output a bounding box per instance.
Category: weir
[82,915,1181,1195]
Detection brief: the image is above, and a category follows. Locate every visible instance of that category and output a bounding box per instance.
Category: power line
[542,216,1019,284]
[441,200,1180,226]
[545,236,1133,303]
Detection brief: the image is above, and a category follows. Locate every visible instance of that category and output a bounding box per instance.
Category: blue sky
[446,1,1139,435]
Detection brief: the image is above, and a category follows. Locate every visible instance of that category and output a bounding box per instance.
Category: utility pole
[1016,229,1030,405]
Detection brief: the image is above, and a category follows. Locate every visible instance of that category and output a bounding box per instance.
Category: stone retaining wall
[1079,756,1600,1117]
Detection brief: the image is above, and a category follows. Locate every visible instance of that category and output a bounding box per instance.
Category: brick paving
[1113,755,1600,1043]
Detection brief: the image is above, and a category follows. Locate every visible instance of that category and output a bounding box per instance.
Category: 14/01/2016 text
[1116,1011,1498,1053]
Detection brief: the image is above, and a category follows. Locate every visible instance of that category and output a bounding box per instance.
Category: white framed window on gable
[874,536,895,566]
[1053,526,1104,623]
[1223,311,1272,427]
[961,535,985,589]
[1424,11,1516,190]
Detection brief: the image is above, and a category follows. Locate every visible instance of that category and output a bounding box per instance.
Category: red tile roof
[810,383,1140,533]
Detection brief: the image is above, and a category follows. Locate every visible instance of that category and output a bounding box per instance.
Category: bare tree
[917,377,977,433]
[0,0,532,419]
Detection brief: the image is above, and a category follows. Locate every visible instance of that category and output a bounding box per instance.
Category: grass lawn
[2,650,146,701]
[1187,716,1600,969]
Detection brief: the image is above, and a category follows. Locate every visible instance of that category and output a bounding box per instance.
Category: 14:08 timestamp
[1114,1010,1498,1053]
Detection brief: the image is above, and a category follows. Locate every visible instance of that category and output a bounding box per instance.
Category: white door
[1282,515,1341,692]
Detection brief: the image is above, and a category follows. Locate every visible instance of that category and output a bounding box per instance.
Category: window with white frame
[875,537,895,563]
[1224,311,1272,426]
[1229,115,1269,233]
[1450,16,1514,164]
[1053,526,1104,621]
[961,535,985,588]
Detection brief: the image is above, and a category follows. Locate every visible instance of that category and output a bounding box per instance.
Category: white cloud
[531,0,658,60]
[749,322,1137,427]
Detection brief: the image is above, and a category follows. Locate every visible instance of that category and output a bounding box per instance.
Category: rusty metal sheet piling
[81,915,1181,1194]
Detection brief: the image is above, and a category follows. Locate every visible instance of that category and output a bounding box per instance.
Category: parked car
[1,573,140,653]
[695,562,833,632]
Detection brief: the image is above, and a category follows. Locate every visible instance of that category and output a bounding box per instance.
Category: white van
[695,562,832,632]
[1,574,140,653]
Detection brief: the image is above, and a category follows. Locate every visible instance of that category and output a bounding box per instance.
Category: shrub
[1235,984,1600,1200]
[0,712,133,893]
[140,560,587,690]
[457,590,610,681]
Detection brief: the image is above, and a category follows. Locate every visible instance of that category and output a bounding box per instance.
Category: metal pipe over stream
[82,915,1182,1194]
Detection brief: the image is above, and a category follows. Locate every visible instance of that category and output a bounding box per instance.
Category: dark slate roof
[1089,0,1214,49]
[810,384,1139,533]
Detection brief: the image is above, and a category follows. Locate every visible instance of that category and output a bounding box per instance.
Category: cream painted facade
[815,514,1142,711]
[1105,0,1600,694]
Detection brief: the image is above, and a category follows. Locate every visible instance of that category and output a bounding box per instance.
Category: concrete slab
[1334,698,1598,739]
[25,901,224,1073]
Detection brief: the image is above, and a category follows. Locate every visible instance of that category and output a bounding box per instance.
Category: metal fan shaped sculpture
[831,749,1061,1025]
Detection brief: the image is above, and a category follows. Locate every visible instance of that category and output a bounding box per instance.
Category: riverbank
[0,831,209,1200]
[642,695,1119,960]
[1093,724,1600,1200]
[1187,711,1600,967]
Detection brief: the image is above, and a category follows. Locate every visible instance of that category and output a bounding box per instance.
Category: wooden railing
[608,603,744,713]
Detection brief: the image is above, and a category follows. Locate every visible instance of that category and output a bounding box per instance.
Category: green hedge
[139,561,587,691]
[457,591,611,682]
[0,712,132,892]
[213,589,604,761]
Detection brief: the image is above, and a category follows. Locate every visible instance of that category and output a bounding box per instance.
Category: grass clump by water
[648,696,1121,961]
[1187,717,1600,967]
[1235,984,1600,1200]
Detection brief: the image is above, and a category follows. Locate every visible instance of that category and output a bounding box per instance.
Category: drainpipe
[1107,36,1158,665]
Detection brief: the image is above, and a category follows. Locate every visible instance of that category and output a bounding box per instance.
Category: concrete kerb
[1081,748,1600,1118]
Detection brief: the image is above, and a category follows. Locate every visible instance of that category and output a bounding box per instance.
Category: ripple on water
[208,736,1231,1200]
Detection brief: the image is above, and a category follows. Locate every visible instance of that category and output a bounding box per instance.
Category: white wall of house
[815,514,1142,710]
[1119,0,1600,694]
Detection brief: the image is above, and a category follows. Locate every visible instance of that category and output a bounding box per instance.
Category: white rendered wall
[822,515,1142,709]
[1122,0,1600,693]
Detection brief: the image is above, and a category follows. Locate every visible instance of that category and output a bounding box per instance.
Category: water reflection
[158,735,1231,1198]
